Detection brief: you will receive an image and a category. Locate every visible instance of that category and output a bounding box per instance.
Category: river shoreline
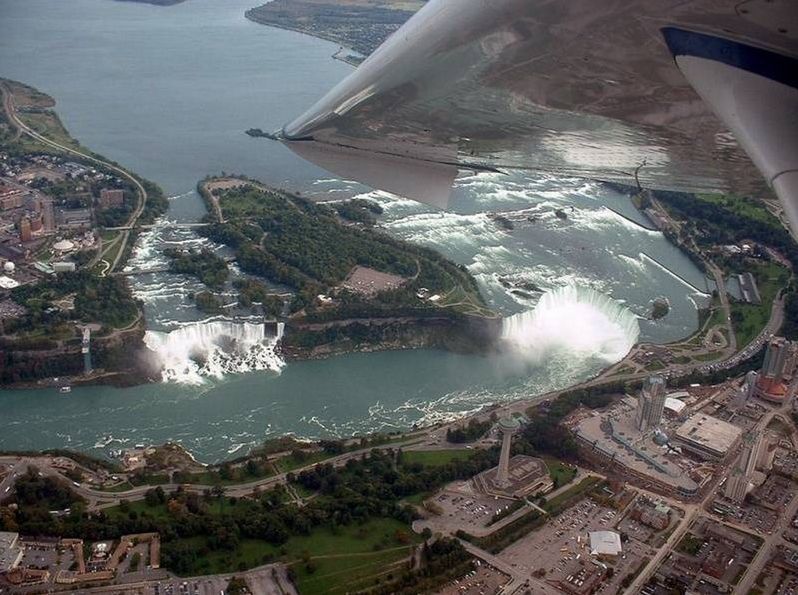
[244,10,362,67]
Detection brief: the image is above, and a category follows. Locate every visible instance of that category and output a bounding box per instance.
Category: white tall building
[724,431,762,503]
[732,371,759,409]
[635,375,667,433]
[496,416,520,487]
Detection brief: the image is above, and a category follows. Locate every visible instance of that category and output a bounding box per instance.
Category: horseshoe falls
[501,285,640,364]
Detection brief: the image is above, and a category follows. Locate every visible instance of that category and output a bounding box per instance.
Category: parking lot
[497,496,656,594]
[419,481,516,535]
[436,562,510,595]
[153,577,229,595]
[713,498,780,535]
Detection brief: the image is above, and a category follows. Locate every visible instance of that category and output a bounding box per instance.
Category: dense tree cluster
[446,418,494,443]
[165,248,229,290]
[12,467,82,511]
[11,271,139,330]
[199,186,484,315]
[334,198,384,225]
[233,278,283,317]
[783,292,798,341]
[193,291,222,313]
[513,384,621,460]
[138,178,170,225]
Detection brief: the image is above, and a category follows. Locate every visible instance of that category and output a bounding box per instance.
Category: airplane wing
[279,0,798,227]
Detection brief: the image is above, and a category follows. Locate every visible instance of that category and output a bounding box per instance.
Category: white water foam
[502,285,640,363]
[144,321,285,385]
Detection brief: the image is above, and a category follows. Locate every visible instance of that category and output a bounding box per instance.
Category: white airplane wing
[279,0,798,227]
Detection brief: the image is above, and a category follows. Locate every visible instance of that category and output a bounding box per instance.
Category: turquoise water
[0,0,707,462]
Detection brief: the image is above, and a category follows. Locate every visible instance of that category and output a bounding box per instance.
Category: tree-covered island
[198,177,501,359]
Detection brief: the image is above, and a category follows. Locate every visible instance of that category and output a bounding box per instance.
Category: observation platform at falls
[113,255,236,277]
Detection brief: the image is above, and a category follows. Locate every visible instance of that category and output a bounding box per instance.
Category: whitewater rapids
[501,285,639,363]
[144,320,285,385]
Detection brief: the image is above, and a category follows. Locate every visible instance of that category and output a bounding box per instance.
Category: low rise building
[588,530,622,558]
[53,261,77,273]
[630,498,671,530]
[673,414,743,460]
[474,454,554,499]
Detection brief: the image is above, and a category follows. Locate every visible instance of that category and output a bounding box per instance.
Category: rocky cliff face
[0,321,155,387]
[280,314,502,361]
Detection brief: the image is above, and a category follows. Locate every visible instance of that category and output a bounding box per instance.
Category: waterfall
[502,285,639,363]
[144,321,285,385]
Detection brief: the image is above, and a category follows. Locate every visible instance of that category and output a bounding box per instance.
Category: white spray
[144,321,285,385]
[502,285,639,363]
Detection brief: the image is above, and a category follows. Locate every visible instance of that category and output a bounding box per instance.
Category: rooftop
[674,414,742,455]
[589,530,622,556]
[0,275,19,289]
[664,397,686,414]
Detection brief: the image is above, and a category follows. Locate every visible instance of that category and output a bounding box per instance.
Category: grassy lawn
[131,473,170,486]
[707,305,728,330]
[165,516,419,590]
[105,500,172,522]
[731,261,789,347]
[97,473,169,493]
[101,481,135,493]
[293,547,413,595]
[176,465,276,487]
[401,449,473,467]
[98,235,124,267]
[542,457,577,489]
[402,491,430,505]
[693,352,722,362]
[19,110,82,151]
[543,476,602,514]
[696,194,782,228]
[273,451,333,474]
[607,365,635,377]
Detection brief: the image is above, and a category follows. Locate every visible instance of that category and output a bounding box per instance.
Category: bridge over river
[114,255,236,277]
[104,222,212,232]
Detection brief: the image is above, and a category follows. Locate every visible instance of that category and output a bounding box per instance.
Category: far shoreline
[243,10,362,67]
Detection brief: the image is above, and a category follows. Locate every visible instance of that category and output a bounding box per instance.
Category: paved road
[0,437,434,510]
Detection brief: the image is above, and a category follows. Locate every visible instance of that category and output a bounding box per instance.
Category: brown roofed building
[99,188,124,209]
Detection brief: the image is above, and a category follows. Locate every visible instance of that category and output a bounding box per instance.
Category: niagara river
[0,0,710,462]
